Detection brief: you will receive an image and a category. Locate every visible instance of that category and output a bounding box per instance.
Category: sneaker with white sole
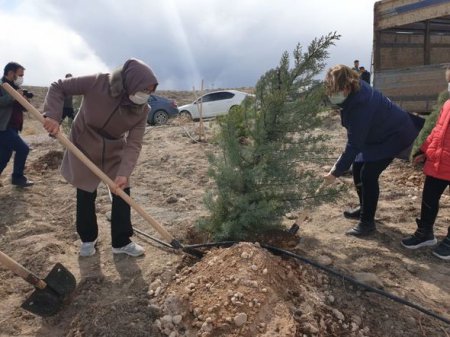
[112,242,145,257]
[432,237,450,260]
[80,239,98,257]
[401,230,437,250]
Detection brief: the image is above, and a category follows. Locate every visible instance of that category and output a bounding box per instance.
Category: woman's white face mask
[129,91,150,105]
[329,91,346,105]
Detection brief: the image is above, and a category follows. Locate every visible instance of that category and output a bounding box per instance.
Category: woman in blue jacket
[323,65,422,236]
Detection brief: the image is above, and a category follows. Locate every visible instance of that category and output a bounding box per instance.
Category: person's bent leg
[0,129,17,177]
[346,158,393,236]
[76,188,99,256]
[3,129,33,187]
[344,161,363,219]
[359,158,393,222]
[420,176,448,229]
[111,188,144,256]
[403,176,448,249]
[111,187,132,248]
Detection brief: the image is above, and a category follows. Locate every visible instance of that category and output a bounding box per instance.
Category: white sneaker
[80,239,98,257]
[112,242,145,257]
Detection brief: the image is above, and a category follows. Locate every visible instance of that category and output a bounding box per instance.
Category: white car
[178,90,251,120]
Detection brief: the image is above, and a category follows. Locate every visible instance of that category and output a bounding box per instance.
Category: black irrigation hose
[183,241,450,326]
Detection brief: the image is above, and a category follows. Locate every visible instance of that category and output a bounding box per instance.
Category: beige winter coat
[44,59,158,192]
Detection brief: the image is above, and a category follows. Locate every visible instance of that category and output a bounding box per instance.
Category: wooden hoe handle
[0,250,47,289]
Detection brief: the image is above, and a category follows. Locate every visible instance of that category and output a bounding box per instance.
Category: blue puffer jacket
[331,81,421,177]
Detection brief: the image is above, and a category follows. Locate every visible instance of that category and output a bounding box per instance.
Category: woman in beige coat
[43,59,158,257]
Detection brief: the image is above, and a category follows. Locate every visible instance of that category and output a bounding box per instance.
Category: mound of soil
[151,243,357,337]
[30,150,64,171]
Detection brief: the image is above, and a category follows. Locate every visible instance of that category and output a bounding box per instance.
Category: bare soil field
[0,90,449,337]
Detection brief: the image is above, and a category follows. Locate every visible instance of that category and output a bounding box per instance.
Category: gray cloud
[3,0,377,89]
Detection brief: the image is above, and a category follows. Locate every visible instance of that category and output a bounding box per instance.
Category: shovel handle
[1,83,177,245]
[0,250,47,289]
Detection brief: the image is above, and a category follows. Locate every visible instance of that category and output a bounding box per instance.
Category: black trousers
[76,188,133,248]
[420,175,450,237]
[352,158,393,222]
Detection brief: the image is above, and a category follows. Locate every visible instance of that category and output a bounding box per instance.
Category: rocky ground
[0,90,449,337]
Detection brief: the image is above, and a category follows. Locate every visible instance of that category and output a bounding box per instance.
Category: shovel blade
[21,288,63,317]
[21,263,76,317]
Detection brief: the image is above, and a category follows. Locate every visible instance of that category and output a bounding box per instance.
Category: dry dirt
[0,91,449,337]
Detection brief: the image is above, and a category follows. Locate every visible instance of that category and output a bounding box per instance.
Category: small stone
[161,315,173,325]
[155,286,162,297]
[328,295,335,304]
[262,268,268,275]
[303,322,319,334]
[261,288,268,293]
[166,195,178,204]
[352,315,362,326]
[332,309,345,321]
[241,252,250,259]
[173,315,182,325]
[150,279,162,291]
[169,332,177,337]
[201,321,212,332]
[233,313,247,327]
[317,255,333,266]
[286,212,298,220]
[353,272,384,289]
[251,264,258,271]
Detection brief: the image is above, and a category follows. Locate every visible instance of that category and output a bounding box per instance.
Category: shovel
[0,250,76,317]
[2,83,203,258]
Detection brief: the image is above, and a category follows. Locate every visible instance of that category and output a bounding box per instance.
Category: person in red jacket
[402,70,450,260]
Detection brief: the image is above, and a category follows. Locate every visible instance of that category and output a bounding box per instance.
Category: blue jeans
[0,128,30,178]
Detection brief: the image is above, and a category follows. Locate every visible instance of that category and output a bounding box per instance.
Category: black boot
[401,218,436,249]
[346,220,376,236]
[344,184,362,219]
[343,207,361,220]
[11,175,34,187]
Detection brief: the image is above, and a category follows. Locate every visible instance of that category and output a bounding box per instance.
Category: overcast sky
[0,0,378,90]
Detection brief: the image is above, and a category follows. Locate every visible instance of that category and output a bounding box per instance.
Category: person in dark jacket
[359,66,371,84]
[0,62,33,187]
[323,64,422,236]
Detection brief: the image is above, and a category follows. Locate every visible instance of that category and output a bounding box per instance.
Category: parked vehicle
[147,95,179,125]
[178,90,252,120]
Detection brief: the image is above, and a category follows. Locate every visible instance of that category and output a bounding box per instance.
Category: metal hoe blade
[21,263,76,317]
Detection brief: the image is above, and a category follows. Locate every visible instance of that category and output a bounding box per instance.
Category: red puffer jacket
[422,99,450,181]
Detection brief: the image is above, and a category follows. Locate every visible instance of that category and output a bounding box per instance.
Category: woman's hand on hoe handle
[112,176,128,195]
[43,116,60,136]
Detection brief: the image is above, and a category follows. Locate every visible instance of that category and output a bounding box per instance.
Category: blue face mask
[329,91,346,105]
